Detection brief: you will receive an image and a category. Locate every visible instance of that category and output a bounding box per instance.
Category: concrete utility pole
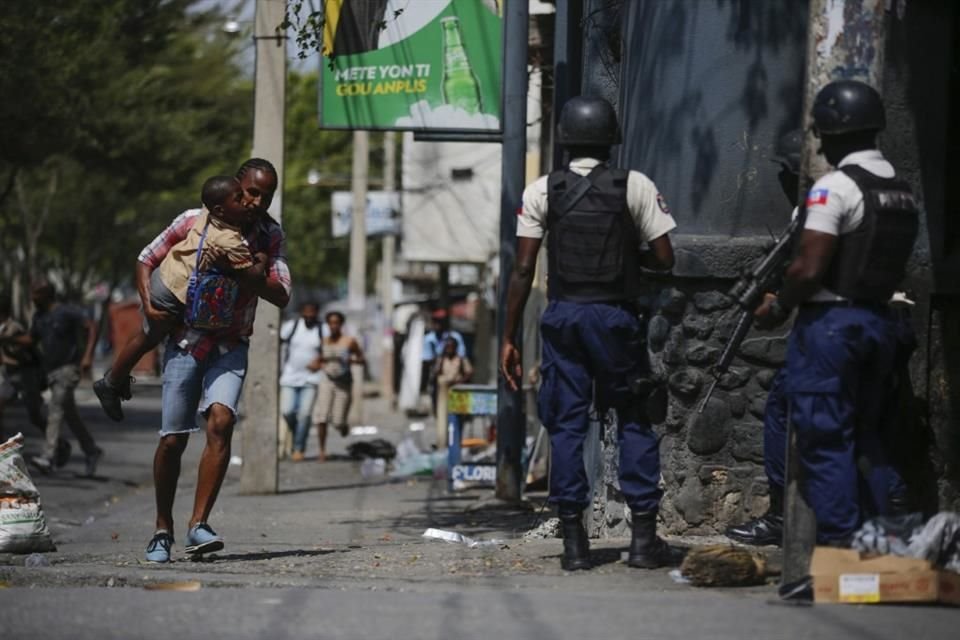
[241,0,286,495]
[381,131,397,404]
[348,130,369,426]
[495,0,530,502]
[782,0,888,585]
[349,131,369,313]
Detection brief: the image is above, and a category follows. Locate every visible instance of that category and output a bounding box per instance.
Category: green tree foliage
[0,1,252,309]
[283,71,387,292]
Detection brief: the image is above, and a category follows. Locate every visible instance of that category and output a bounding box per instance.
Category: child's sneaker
[145,531,174,563]
[184,523,223,556]
[93,372,132,421]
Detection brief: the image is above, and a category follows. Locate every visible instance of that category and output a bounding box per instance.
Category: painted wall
[618,0,808,237]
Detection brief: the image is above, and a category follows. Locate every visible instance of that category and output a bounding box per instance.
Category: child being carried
[93,175,266,421]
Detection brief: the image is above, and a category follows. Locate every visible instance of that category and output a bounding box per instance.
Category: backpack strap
[281,317,302,343]
[193,215,212,274]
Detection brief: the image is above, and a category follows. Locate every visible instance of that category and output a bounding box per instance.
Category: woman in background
[311,311,364,461]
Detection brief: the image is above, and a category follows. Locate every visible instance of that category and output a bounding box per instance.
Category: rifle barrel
[696,310,754,415]
[697,377,720,414]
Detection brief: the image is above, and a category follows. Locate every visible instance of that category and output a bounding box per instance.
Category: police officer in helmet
[753,80,919,545]
[500,96,680,570]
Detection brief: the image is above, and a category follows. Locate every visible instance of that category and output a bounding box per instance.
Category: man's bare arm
[640,234,675,271]
[778,230,837,309]
[499,236,543,391]
[231,251,290,308]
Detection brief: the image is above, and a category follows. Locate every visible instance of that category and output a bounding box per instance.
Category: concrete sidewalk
[2,383,957,639]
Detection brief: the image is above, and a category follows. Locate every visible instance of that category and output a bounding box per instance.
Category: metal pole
[381,131,397,404]
[240,0,286,495]
[782,0,888,585]
[495,0,529,502]
[551,0,583,171]
[348,130,369,426]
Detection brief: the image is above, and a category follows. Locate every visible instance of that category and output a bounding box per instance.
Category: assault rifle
[696,217,801,414]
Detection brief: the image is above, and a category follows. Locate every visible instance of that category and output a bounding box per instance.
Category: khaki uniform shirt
[518,157,677,243]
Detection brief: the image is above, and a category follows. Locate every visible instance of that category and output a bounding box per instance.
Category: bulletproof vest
[821,165,919,302]
[546,165,642,302]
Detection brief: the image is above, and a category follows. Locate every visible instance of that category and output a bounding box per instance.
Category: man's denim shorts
[159,342,248,436]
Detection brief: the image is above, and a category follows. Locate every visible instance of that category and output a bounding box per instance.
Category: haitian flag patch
[656,192,671,214]
[806,188,829,206]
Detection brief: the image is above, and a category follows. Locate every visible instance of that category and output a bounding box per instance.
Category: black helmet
[557,96,621,146]
[812,80,885,135]
[770,129,803,174]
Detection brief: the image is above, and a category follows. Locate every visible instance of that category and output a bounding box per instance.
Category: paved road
[5,584,958,640]
[1,381,957,639]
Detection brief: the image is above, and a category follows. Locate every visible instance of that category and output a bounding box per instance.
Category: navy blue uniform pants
[538,300,661,513]
[763,368,789,490]
[764,309,913,506]
[784,304,900,543]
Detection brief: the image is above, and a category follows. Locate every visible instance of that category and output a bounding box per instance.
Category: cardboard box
[810,546,960,606]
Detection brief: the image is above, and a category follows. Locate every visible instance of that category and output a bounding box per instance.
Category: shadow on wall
[617,0,807,235]
[891,2,960,511]
[926,300,960,511]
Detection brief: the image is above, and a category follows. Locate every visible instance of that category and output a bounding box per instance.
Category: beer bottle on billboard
[440,16,482,113]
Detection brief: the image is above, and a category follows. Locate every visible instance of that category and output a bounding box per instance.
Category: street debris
[350,425,379,436]
[852,512,960,571]
[668,569,691,584]
[229,456,243,466]
[390,438,447,478]
[523,517,560,540]
[679,545,767,587]
[24,552,50,567]
[0,433,56,553]
[423,528,505,549]
[360,458,387,478]
[810,545,960,605]
[347,439,396,461]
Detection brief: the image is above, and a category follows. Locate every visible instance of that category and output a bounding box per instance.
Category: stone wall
[589,276,791,537]
[652,282,789,535]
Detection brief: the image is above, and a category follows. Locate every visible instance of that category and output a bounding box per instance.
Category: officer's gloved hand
[753,293,791,330]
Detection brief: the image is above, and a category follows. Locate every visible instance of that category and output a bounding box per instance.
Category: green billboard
[319,0,502,131]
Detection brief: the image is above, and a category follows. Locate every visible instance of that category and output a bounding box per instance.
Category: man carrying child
[94,174,261,416]
[95,158,290,562]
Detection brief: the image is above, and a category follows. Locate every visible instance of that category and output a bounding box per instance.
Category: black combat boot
[558,511,591,571]
[724,486,784,547]
[627,510,684,568]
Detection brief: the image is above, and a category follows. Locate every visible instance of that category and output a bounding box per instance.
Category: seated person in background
[94,176,267,421]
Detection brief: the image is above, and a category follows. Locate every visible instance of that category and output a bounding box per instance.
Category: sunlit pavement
[1,383,956,639]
